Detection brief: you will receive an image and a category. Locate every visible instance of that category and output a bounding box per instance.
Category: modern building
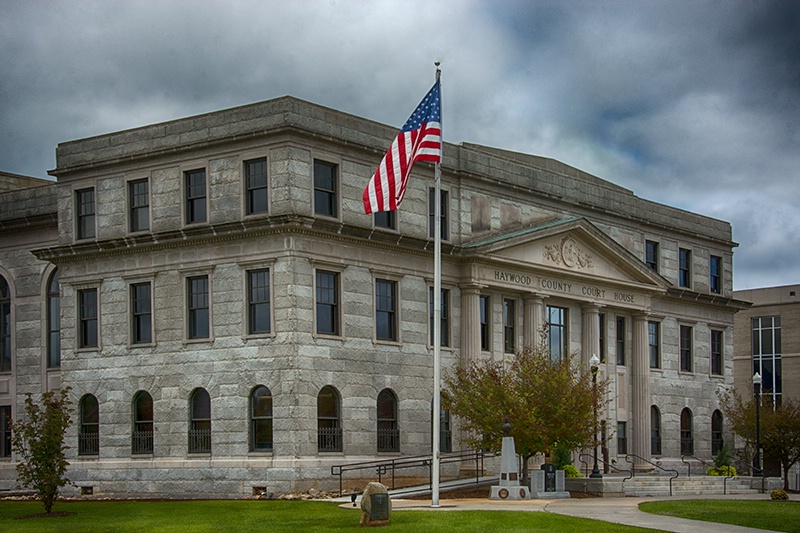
[1,96,749,498]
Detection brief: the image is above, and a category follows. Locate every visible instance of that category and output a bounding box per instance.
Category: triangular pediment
[462,218,669,290]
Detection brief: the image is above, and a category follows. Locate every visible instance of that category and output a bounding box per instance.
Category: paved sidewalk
[339,493,797,532]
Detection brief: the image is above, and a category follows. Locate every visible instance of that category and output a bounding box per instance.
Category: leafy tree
[720,390,800,491]
[10,387,74,513]
[442,345,605,486]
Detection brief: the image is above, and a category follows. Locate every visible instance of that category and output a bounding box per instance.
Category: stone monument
[359,481,391,527]
[489,419,530,500]
[530,463,570,499]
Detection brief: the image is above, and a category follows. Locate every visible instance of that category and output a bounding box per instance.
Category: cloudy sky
[1,0,798,290]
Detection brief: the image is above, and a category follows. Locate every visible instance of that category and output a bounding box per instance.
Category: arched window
[650,406,661,456]
[680,408,693,455]
[79,394,99,455]
[0,276,11,373]
[189,388,211,453]
[377,389,399,452]
[711,410,724,456]
[132,391,154,454]
[317,386,342,452]
[47,270,60,368]
[250,385,273,452]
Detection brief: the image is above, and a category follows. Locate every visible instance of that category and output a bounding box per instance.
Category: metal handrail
[680,454,714,477]
[625,453,679,496]
[331,448,495,496]
[578,453,633,482]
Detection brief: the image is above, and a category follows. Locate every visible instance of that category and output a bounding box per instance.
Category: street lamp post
[590,354,602,479]
[752,372,763,477]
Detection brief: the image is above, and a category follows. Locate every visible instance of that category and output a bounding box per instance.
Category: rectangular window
[547,305,568,361]
[315,270,339,336]
[78,288,98,348]
[648,321,660,368]
[599,313,606,363]
[503,299,515,354]
[428,188,449,240]
[129,179,150,232]
[131,282,152,345]
[616,317,626,366]
[247,269,271,335]
[185,169,207,224]
[710,255,722,294]
[187,276,209,339]
[429,287,449,347]
[374,211,396,230]
[76,188,96,239]
[0,405,10,458]
[314,160,338,217]
[245,158,268,215]
[645,240,658,272]
[710,329,723,375]
[752,316,782,404]
[679,248,691,287]
[680,325,693,372]
[617,421,628,454]
[376,279,397,341]
[479,295,491,351]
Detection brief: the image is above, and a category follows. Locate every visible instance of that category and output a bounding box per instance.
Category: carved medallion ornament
[544,236,593,269]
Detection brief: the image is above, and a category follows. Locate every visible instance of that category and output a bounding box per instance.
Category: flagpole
[431,62,442,509]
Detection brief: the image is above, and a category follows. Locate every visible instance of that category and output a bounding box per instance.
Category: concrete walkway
[340,493,797,532]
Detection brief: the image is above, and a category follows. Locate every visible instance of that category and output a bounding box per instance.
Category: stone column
[460,284,482,365]
[631,313,651,469]
[581,303,602,368]
[523,293,545,350]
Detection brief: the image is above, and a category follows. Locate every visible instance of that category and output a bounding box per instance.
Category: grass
[640,499,800,533]
[0,499,659,533]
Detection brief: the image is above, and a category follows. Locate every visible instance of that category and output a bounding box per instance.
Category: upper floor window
[479,295,491,351]
[250,385,273,452]
[47,271,60,368]
[129,179,150,232]
[76,188,96,239]
[679,325,693,372]
[0,405,11,458]
[547,305,568,361]
[0,277,11,373]
[752,316,782,403]
[78,288,98,349]
[645,240,658,272]
[130,282,152,345]
[315,270,340,336]
[247,269,271,335]
[187,275,210,340]
[78,394,99,456]
[314,160,338,218]
[429,287,449,347]
[377,389,399,453]
[245,157,268,215]
[428,188,449,241]
[184,169,207,224]
[599,313,606,363]
[374,210,396,230]
[648,321,660,368]
[615,316,626,366]
[189,388,211,454]
[132,391,154,455]
[503,299,515,354]
[375,279,397,342]
[317,386,342,452]
[709,255,722,294]
[710,329,723,376]
[679,248,691,287]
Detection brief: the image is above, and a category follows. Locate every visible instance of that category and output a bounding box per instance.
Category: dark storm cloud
[0,0,797,289]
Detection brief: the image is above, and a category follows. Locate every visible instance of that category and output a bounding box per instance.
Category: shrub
[562,464,582,478]
[713,444,733,469]
[707,465,737,476]
[771,489,788,501]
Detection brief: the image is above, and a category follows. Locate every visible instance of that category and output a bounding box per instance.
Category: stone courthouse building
[0,96,749,498]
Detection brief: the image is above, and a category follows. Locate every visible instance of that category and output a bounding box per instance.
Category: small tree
[443,344,606,486]
[720,390,800,491]
[11,387,74,513]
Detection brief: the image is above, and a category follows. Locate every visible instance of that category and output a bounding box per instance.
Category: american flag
[363,81,441,214]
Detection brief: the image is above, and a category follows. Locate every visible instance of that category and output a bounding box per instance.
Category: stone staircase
[622,475,764,497]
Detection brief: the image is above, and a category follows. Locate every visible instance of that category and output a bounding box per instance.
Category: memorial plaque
[542,463,556,492]
[370,493,390,521]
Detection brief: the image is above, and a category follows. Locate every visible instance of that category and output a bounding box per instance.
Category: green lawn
[640,499,800,533]
[0,499,658,533]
